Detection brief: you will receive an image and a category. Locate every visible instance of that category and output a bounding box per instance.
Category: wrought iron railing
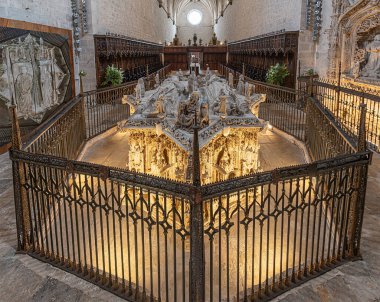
[221,63,380,153]
[9,64,372,302]
[84,84,134,140]
[219,64,306,141]
[11,148,192,301]
[312,80,380,152]
[201,151,370,301]
[305,98,357,161]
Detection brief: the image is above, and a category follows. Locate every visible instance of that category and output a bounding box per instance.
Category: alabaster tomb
[119,70,267,184]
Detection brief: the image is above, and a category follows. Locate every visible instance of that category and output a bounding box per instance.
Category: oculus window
[187,10,202,25]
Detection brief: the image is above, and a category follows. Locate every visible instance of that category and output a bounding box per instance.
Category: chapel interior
[0,0,379,301]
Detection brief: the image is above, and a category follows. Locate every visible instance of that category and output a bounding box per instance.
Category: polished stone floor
[0,135,379,301]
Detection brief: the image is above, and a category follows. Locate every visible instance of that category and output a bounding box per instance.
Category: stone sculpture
[228,73,234,88]
[199,102,210,128]
[173,34,179,46]
[120,71,266,184]
[15,66,33,115]
[138,78,146,97]
[236,74,245,95]
[361,34,380,79]
[0,33,69,122]
[155,73,160,88]
[205,66,211,82]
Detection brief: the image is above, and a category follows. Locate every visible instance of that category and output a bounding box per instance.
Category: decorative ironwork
[8,64,374,302]
[308,78,380,152]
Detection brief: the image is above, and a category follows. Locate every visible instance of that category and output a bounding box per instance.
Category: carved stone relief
[328,0,380,87]
[0,33,70,123]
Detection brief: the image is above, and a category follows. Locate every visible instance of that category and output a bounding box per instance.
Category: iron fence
[220,63,380,153]
[201,151,370,301]
[9,65,373,302]
[312,80,380,152]
[23,97,86,160]
[84,84,134,139]
[297,76,380,153]
[219,64,306,141]
[305,98,357,161]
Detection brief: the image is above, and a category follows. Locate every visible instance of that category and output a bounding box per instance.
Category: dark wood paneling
[94,35,163,86]
[163,46,227,71]
[228,31,299,88]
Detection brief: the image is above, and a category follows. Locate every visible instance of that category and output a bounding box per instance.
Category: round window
[187,10,203,25]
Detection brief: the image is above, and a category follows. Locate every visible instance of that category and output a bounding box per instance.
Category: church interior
[0,0,379,301]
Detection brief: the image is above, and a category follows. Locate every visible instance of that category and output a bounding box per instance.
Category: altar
[119,70,267,184]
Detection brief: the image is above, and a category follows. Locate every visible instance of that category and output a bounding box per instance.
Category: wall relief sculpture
[327,0,380,90]
[0,31,71,123]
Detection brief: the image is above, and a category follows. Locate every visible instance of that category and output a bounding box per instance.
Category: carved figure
[156,94,165,116]
[138,78,146,97]
[199,102,209,128]
[193,33,198,46]
[211,32,218,46]
[228,73,234,88]
[246,83,254,98]
[135,84,142,100]
[188,71,197,93]
[130,142,144,172]
[40,64,54,107]
[361,34,380,79]
[15,66,34,115]
[173,34,179,46]
[155,73,160,88]
[217,148,233,176]
[205,66,211,82]
[236,74,245,95]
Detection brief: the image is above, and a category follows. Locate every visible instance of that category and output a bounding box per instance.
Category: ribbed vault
[158,0,232,24]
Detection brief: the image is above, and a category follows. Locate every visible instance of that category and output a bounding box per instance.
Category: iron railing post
[79,72,88,144]
[10,105,30,251]
[335,62,342,116]
[189,111,205,302]
[348,103,368,257]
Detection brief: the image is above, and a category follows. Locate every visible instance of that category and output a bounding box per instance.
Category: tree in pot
[266,63,290,86]
[101,65,124,87]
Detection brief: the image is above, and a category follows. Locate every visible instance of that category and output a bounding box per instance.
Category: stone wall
[92,0,175,43]
[176,2,213,45]
[313,0,334,78]
[0,0,72,30]
[214,0,303,43]
[82,0,176,90]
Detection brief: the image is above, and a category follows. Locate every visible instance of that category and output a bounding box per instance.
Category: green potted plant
[266,63,290,86]
[305,68,315,76]
[101,65,124,87]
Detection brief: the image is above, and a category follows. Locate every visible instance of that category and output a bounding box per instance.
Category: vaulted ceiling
[157,0,232,24]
